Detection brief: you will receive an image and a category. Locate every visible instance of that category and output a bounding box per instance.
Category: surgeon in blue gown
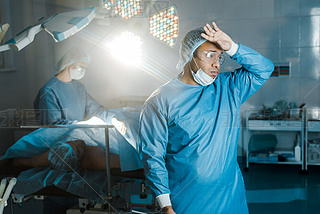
[139,22,274,214]
[34,48,126,133]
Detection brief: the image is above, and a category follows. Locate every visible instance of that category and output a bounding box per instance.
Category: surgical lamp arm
[0,23,42,53]
[11,24,43,51]
[0,7,96,53]
[0,23,10,52]
[0,23,9,43]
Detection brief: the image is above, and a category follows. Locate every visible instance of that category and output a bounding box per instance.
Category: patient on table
[0,107,143,201]
[9,140,121,171]
[0,106,143,173]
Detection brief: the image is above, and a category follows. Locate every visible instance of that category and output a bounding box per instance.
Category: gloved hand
[76,116,106,125]
[111,117,127,135]
[201,21,233,51]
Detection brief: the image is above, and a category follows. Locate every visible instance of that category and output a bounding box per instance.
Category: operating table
[0,124,159,213]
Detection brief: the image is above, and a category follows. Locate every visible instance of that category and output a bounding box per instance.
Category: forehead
[197,41,222,53]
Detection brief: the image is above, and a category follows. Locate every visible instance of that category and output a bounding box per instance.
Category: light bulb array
[149,5,178,47]
[103,0,115,10]
[114,0,142,20]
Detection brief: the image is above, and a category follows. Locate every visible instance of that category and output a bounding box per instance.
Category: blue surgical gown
[34,76,114,125]
[139,44,274,214]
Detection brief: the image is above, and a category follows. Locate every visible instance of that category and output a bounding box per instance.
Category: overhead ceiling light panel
[149,5,179,47]
[102,0,115,10]
[114,0,142,21]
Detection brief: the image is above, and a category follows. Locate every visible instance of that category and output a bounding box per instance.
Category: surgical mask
[190,57,216,86]
[69,65,86,80]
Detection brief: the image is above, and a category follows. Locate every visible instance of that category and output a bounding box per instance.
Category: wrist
[156,193,171,208]
[225,41,238,57]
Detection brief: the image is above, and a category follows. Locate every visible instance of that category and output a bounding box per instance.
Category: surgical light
[107,31,142,66]
[0,7,96,52]
[114,0,142,21]
[149,5,179,47]
[102,0,115,10]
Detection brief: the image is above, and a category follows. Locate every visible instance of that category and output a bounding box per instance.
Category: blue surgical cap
[55,48,90,72]
[176,27,207,70]
[48,142,79,171]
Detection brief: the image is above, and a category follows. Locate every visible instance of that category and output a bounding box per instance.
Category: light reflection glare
[106,31,142,66]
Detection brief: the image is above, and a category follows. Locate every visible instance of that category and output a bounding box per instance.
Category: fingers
[118,122,127,135]
[201,32,218,43]
[201,33,210,40]
[211,21,220,31]
[203,24,214,36]
[205,23,215,32]
[121,124,127,135]
[202,22,220,41]
[203,22,219,34]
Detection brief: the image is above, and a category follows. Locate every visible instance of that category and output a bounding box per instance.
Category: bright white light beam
[106,31,142,66]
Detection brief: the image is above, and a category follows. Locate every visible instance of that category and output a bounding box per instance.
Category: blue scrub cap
[48,142,79,171]
[176,27,207,70]
[55,48,90,72]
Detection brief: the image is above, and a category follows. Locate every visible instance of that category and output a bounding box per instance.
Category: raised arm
[201,21,274,104]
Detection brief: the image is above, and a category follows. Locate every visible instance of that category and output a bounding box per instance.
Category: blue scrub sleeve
[84,93,115,125]
[37,89,75,125]
[229,43,274,104]
[139,95,171,197]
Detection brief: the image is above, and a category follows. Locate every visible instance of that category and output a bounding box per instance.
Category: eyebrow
[204,50,223,54]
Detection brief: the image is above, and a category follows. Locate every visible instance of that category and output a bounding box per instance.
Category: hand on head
[201,21,233,51]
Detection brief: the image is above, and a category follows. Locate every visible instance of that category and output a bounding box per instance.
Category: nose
[211,60,220,68]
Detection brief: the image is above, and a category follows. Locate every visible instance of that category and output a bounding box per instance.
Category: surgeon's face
[193,41,223,79]
[67,140,86,163]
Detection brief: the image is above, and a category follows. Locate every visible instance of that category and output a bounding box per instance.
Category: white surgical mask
[69,65,86,80]
[190,57,216,86]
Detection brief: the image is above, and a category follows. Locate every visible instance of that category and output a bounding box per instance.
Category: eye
[206,52,215,58]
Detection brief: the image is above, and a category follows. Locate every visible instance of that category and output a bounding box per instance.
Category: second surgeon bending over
[34,49,126,134]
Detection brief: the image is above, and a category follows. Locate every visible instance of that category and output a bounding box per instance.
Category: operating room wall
[0,0,319,156]
[0,0,56,154]
[201,0,320,155]
[177,0,320,155]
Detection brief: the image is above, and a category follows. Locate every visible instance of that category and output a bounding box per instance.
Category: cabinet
[305,108,320,170]
[243,110,305,171]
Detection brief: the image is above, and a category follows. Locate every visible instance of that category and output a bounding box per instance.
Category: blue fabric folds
[13,167,111,203]
[139,44,274,214]
[47,142,79,171]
